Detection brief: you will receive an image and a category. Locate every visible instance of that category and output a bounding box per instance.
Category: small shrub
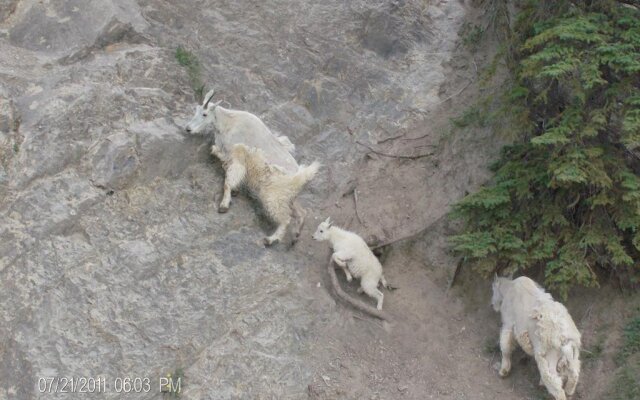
[175,46,204,100]
[483,337,500,355]
[451,106,489,128]
[609,365,640,400]
[583,334,605,363]
[460,22,485,51]
[617,310,640,364]
[605,308,640,399]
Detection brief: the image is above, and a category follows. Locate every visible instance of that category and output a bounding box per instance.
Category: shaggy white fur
[313,218,388,310]
[492,276,581,400]
[213,143,319,246]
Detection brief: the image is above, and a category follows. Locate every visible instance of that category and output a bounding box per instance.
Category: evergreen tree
[450,0,640,298]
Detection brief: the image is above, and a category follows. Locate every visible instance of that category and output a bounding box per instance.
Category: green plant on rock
[450,0,640,298]
[460,22,485,51]
[618,310,640,364]
[175,46,204,101]
[609,309,640,399]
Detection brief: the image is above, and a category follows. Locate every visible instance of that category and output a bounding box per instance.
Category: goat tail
[561,342,575,360]
[560,340,580,367]
[289,161,320,192]
[561,340,581,395]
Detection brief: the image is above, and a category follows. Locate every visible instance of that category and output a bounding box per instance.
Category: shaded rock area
[0,1,550,399]
[0,0,18,23]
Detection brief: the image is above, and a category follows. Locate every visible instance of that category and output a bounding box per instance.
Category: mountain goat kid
[492,276,581,400]
[212,143,319,245]
[313,218,389,310]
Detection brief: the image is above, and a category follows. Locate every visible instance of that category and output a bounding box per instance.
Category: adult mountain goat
[185,90,320,245]
[492,276,581,400]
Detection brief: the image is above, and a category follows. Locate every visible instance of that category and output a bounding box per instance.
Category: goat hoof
[498,368,510,378]
[263,237,277,247]
[218,205,229,213]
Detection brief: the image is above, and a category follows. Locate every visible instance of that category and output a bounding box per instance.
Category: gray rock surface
[0,1,504,399]
[0,0,18,23]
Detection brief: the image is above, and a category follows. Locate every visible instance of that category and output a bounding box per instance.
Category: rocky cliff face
[0,1,502,398]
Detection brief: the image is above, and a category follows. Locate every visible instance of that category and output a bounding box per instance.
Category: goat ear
[324,217,332,226]
[208,100,222,109]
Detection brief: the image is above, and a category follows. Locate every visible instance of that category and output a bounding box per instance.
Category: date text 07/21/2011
[37,376,181,394]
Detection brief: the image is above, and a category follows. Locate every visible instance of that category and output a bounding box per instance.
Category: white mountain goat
[212,143,319,245]
[492,276,581,400]
[313,218,389,310]
[185,90,320,245]
[185,89,297,171]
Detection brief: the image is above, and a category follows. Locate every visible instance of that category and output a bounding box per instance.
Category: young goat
[212,143,319,246]
[492,276,581,400]
[313,218,389,310]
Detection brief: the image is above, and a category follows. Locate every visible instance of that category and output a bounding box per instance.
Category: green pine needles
[450,0,640,298]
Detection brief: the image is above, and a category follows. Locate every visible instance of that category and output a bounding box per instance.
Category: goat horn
[202,89,215,107]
